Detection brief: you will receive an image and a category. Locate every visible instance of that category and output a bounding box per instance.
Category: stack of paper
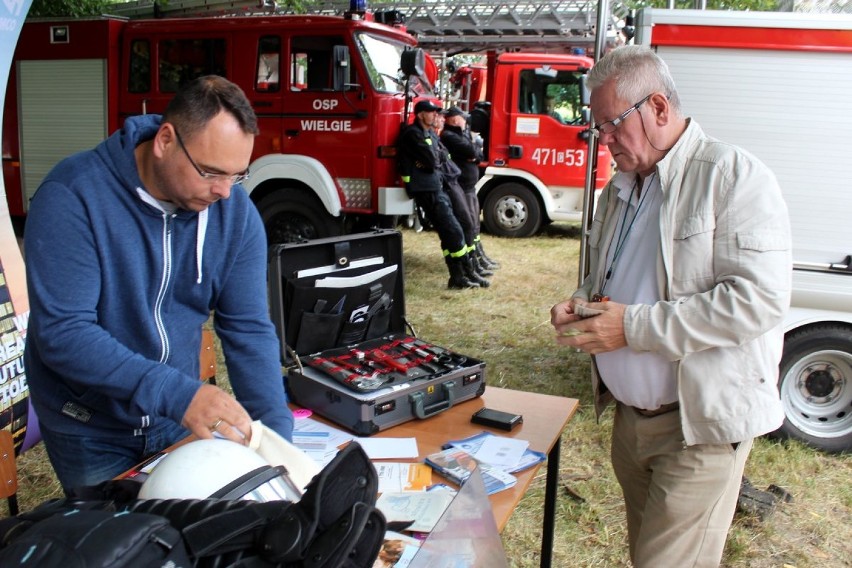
[443,431,545,473]
[423,447,517,495]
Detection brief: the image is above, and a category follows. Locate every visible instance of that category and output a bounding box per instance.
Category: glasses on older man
[174,128,251,185]
[589,93,653,138]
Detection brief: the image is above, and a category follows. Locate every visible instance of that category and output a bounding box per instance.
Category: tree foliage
[626,0,783,10]
[28,0,117,18]
[28,0,315,18]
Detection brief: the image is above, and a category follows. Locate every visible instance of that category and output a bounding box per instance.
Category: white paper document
[354,436,419,460]
[474,436,529,469]
[293,417,354,448]
[314,264,397,289]
[295,255,384,278]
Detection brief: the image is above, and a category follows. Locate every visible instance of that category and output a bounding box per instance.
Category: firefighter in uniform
[432,110,491,287]
[397,100,480,289]
[439,106,500,271]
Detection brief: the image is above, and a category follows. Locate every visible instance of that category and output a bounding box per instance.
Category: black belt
[632,401,680,418]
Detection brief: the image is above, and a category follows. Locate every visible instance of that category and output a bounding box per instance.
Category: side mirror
[400,47,433,92]
[333,45,351,92]
[400,48,426,78]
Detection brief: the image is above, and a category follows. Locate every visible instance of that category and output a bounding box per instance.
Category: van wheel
[257,190,341,244]
[771,325,852,453]
[482,182,542,238]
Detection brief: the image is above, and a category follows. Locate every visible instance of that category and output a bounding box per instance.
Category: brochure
[442,431,546,474]
[376,491,456,533]
[375,462,434,494]
[423,447,517,495]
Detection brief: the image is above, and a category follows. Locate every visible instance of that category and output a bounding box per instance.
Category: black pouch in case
[295,310,345,354]
[365,304,393,340]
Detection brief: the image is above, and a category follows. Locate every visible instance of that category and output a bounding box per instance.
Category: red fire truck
[447,52,612,237]
[3,3,434,243]
[3,0,614,242]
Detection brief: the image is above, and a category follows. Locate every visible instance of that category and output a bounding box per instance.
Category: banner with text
[0,0,35,454]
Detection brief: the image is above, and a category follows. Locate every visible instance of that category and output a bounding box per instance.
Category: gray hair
[587,45,681,114]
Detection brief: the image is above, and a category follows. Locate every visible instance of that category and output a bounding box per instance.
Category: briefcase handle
[409,381,456,419]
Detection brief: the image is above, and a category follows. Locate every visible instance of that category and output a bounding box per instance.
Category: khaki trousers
[611,403,752,568]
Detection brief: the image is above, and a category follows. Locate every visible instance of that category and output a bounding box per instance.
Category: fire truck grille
[338,178,372,209]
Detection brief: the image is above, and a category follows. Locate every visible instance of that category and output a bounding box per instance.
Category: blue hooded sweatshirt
[24,114,294,441]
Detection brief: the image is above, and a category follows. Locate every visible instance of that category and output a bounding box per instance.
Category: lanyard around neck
[600,173,656,295]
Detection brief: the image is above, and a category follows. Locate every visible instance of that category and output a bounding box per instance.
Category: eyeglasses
[174,128,251,185]
[589,94,653,137]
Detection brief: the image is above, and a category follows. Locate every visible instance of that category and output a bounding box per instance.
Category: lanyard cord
[600,172,656,295]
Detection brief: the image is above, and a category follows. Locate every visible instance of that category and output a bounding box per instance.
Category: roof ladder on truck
[369,0,631,54]
[108,0,282,18]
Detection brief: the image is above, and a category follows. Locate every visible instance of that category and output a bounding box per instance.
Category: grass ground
[11,223,852,567]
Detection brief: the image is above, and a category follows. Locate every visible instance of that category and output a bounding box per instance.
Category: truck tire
[257,189,341,244]
[771,325,852,453]
[482,182,542,238]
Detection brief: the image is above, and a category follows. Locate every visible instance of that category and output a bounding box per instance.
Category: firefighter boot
[472,247,494,277]
[463,253,491,288]
[446,256,479,289]
[476,240,500,269]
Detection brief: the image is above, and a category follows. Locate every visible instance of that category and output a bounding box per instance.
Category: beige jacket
[576,120,792,445]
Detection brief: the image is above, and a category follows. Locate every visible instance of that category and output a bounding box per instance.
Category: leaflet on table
[372,531,421,568]
[376,490,456,533]
[423,447,517,495]
[374,462,433,493]
[292,430,328,456]
[292,417,354,468]
[293,415,354,447]
[442,431,546,473]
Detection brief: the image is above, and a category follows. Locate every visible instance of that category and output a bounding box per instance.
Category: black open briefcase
[268,229,486,435]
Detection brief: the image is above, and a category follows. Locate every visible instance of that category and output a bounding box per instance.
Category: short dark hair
[162,75,259,139]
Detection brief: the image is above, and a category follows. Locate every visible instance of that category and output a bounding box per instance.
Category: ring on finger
[209,418,224,431]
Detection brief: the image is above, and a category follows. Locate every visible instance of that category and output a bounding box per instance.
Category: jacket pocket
[672,212,715,286]
[737,230,789,252]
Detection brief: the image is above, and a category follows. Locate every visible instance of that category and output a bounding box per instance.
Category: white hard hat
[138,438,304,502]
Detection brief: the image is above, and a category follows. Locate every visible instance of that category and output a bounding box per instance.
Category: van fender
[243,154,342,217]
[475,167,555,214]
[784,306,852,333]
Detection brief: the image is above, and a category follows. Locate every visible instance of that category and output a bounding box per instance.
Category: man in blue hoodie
[24,76,294,493]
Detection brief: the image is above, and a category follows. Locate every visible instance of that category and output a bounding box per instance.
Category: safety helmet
[138,438,305,502]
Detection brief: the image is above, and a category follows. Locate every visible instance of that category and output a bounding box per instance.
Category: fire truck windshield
[356,32,420,94]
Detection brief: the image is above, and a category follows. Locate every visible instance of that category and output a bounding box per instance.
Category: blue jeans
[40,420,189,495]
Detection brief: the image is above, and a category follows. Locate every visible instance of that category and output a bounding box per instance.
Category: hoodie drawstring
[196,208,208,284]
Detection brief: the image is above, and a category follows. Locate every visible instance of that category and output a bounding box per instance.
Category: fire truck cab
[5,8,427,243]
[452,52,612,237]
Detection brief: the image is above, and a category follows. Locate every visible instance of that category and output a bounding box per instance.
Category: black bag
[0,509,191,567]
[0,443,384,568]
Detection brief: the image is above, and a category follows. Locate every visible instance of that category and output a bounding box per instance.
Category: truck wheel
[771,325,852,453]
[482,182,542,238]
[257,190,341,244]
